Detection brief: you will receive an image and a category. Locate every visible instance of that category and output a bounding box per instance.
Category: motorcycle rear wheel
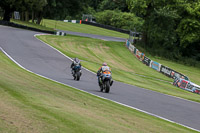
[105,81,110,93]
[76,72,80,81]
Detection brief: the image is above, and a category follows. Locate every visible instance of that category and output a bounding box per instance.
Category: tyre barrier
[125,39,200,95]
[56,31,66,36]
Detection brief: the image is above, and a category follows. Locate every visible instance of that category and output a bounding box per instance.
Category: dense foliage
[0,0,92,22]
[97,0,128,12]
[127,0,200,65]
[0,0,47,22]
[95,10,143,31]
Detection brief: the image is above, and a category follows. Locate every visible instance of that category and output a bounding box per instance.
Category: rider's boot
[98,78,102,86]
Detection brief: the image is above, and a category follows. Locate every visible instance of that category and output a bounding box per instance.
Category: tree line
[127,0,200,65]
[0,0,199,65]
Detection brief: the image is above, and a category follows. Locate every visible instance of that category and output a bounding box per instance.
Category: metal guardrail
[0,20,55,34]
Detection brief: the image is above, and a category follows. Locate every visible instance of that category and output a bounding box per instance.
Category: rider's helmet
[74,58,80,64]
[102,62,107,66]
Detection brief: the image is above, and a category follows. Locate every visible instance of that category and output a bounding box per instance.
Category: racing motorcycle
[98,72,113,93]
[72,65,82,81]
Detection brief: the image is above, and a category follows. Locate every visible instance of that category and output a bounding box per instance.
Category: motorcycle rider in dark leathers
[71,58,81,75]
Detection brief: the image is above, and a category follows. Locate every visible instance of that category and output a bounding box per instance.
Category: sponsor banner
[126,41,196,92]
[64,20,81,24]
[185,82,196,92]
[135,50,145,61]
[179,79,189,89]
[140,53,145,61]
[170,70,189,81]
[135,49,141,59]
[134,48,137,54]
[160,65,189,81]
[126,40,130,48]
[174,79,200,94]
[64,20,72,22]
[186,82,200,94]
[160,65,172,77]
[72,20,77,23]
[142,56,151,66]
[150,61,161,71]
[129,44,135,53]
[14,11,20,20]
[194,86,200,94]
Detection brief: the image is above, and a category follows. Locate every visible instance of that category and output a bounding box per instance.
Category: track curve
[0,25,200,131]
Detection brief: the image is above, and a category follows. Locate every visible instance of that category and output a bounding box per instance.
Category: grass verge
[11,19,55,32]
[11,19,129,38]
[0,40,198,133]
[41,19,129,39]
[37,35,200,103]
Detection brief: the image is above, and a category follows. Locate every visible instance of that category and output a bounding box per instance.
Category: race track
[58,30,126,42]
[0,25,200,132]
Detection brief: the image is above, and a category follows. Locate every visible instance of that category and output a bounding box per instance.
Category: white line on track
[0,34,199,132]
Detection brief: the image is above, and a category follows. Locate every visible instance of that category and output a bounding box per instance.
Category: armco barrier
[125,39,200,95]
[0,20,67,37]
[0,20,55,34]
[82,21,130,34]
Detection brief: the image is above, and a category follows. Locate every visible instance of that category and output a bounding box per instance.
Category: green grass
[41,19,129,39]
[37,35,200,103]
[11,19,55,32]
[11,19,129,38]
[0,41,198,133]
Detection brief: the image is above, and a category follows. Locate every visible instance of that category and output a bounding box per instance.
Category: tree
[94,10,143,31]
[43,0,92,20]
[98,0,129,12]
[176,1,200,58]
[0,0,22,21]
[31,0,47,24]
[127,0,200,61]
[0,0,47,23]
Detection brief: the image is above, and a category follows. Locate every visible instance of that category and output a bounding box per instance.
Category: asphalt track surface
[1,25,200,132]
[59,30,127,42]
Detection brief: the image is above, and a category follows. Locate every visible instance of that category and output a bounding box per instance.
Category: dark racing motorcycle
[72,65,82,81]
[98,72,113,93]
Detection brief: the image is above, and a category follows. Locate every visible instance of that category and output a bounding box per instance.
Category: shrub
[94,10,143,31]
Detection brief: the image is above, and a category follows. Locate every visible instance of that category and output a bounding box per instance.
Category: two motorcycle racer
[71,59,113,88]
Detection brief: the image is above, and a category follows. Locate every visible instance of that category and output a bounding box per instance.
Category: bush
[94,10,143,31]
